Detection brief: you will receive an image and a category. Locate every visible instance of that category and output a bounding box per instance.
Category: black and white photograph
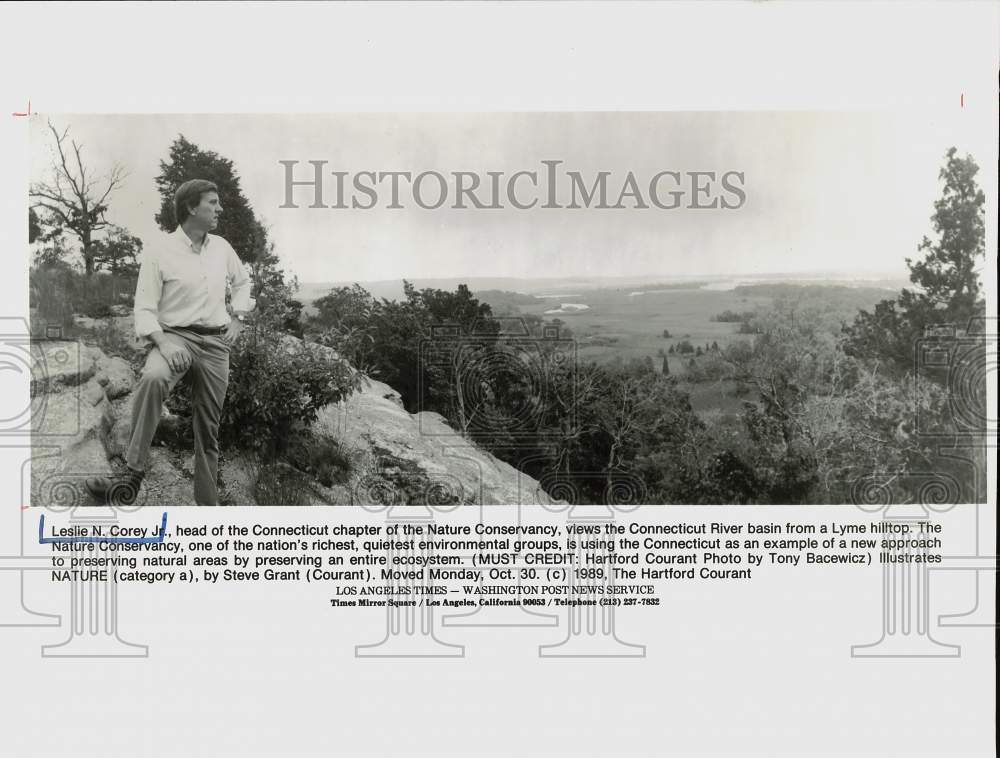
[2,4,997,758]
[27,112,990,507]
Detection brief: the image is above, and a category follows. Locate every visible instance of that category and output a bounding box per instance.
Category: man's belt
[170,323,227,336]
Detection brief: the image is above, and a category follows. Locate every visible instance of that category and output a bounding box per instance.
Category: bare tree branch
[30,119,128,275]
[48,121,83,201]
[29,201,72,227]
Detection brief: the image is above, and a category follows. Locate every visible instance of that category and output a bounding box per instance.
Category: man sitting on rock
[86,179,253,506]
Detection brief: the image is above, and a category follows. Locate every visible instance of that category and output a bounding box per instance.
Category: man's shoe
[85,469,145,506]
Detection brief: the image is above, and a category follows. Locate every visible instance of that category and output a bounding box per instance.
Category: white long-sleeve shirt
[133,228,253,338]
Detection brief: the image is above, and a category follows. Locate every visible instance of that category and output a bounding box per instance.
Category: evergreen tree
[846,148,986,369]
[155,135,301,333]
[900,147,985,325]
[154,135,265,263]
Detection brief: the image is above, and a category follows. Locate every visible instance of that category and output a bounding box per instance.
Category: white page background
[0,3,996,757]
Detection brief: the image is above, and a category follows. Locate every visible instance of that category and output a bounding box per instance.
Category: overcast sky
[29,111,986,284]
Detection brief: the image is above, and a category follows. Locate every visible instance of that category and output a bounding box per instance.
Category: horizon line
[296,269,911,286]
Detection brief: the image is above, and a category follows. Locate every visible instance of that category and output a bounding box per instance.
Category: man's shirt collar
[172,226,211,252]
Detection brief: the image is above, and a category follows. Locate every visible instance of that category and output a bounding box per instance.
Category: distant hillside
[733,282,896,310]
[472,289,543,314]
[298,278,540,307]
[296,274,907,313]
[298,275,724,307]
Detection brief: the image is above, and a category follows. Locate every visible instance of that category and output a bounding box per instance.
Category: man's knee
[139,361,173,392]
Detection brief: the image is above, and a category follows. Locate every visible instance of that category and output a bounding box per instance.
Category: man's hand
[159,340,192,374]
[223,316,244,346]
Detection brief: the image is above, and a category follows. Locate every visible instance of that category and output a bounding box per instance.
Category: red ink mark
[960,93,964,108]
[21,505,29,511]
[12,99,31,117]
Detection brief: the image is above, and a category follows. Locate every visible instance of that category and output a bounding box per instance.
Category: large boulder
[32,387,108,451]
[30,387,114,510]
[29,341,128,510]
[30,438,114,512]
[30,330,559,508]
[314,374,556,506]
[94,355,136,400]
[29,341,99,396]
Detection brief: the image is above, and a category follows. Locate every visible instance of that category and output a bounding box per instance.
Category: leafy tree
[246,226,303,336]
[712,309,754,323]
[381,281,497,419]
[255,276,304,337]
[846,148,986,369]
[309,284,380,372]
[31,222,72,270]
[311,283,378,332]
[588,358,698,500]
[310,281,497,416]
[30,120,127,275]
[29,208,41,243]
[714,298,857,502]
[698,449,762,504]
[90,225,142,276]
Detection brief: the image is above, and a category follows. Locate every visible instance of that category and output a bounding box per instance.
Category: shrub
[700,450,761,504]
[683,354,734,384]
[254,276,305,337]
[29,266,136,328]
[82,298,114,319]
[711,309,755,323]
[285,431,353,487]
[29,265,78,333]
[217,322,361,458]
[251,458,311,506]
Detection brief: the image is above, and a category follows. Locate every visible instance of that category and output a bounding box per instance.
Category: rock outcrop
[314,374,555,506]
[30,332,556,508]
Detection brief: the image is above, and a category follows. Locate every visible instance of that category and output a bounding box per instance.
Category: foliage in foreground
[302,148,986,505]
[166,320,361,461]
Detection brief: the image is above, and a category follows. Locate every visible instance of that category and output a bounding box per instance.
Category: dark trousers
[126,327,230,506]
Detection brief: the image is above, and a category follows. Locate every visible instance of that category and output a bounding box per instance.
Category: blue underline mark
[38,513,169,545]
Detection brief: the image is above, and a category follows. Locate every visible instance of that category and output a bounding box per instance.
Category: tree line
[306,147,987,505]
[29,123,986,505]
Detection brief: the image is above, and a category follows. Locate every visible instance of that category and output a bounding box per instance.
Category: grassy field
[516,286,772,368]
[299,277,896,420]
[496,281,893,420]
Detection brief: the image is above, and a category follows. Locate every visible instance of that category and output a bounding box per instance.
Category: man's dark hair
[174,179,219,226]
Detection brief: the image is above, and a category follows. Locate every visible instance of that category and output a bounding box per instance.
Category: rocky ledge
[29,335,556,508]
